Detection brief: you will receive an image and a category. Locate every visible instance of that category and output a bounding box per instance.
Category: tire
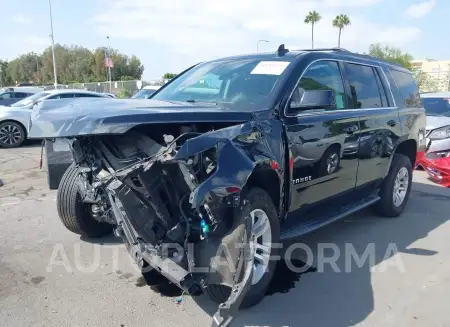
[0,121,26,148]
[57,163,113,237]
[205,187,280,309]
[373,154,413,217]
[318,145,340,176]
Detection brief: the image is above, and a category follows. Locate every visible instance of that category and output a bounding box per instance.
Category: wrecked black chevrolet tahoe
[29,46,426,326]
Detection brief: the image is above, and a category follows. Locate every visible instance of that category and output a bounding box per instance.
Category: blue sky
[0,0,446,80]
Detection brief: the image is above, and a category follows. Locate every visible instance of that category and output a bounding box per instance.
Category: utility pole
[107,36,112,93]
[48,0,58,88]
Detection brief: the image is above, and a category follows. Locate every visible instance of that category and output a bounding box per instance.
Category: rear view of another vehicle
[417,93,450,185]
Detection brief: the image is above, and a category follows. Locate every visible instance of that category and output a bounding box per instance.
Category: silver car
[0,89,111,148]
[421,92,450,157]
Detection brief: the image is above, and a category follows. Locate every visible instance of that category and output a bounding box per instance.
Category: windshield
[152,58,292,110]
[422,97,450,117]
[132,89,157,99]
[10,92,50,107]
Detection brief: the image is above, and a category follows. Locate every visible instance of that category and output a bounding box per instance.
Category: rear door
[342,62,402,190]
[283,60,361,212]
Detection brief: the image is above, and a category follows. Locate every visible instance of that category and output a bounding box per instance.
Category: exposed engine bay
[66,120,285,327]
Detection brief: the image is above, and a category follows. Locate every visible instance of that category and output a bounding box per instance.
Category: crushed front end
[63,120,284,326]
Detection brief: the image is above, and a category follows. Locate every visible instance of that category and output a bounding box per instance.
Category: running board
[280,195,380,241]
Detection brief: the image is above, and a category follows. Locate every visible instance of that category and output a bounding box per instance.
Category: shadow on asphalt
[78,181,450,326]
[194,181,450,326]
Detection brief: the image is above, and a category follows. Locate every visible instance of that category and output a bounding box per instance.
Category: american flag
[104,50,114,68]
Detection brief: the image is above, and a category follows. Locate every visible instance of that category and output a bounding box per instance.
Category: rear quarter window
[389,69,422,108]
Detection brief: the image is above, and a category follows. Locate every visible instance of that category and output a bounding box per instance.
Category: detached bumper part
[211,218,255,327]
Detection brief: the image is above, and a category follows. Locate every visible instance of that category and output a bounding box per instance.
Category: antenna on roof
[277,44,289,56]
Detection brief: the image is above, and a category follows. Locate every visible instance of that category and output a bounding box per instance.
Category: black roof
[209,47,411,73]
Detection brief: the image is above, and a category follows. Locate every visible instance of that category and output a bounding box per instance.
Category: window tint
[389,70,422,108]
[346,63,384,109]
[14,92,30,99]
[74,93,102,98]
[422,98,450,117]
[51,93,75,99]
[292,60,347,111]
[0,92,13,99]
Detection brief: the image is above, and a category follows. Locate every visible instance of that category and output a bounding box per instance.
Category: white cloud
[404,0,436,18]
[92,0,422,63]
[13,14,33,24]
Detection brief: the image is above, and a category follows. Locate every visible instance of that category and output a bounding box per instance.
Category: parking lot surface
[1,143,450,327]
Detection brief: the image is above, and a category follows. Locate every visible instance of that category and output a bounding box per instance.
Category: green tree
[368,43,413,70]
[0,60,12,86]
[163,73,177,80]
[332,14,351,48]
[304,11,321,49]
[2,44,145,85]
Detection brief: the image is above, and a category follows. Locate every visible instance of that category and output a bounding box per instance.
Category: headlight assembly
[429,125,450,140]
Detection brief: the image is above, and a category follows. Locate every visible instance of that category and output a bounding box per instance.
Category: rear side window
[345,63,387,109]
[0,92,13,99]
[389,70,422,108]
[14,92,30,99]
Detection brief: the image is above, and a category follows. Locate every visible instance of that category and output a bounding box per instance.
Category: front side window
[291,60,347,111]
[152,58,293,110]
[51,93,75,99]
[132,89,157,99]
[74,93,102,98]
[389,69,422,108]
[346,63,385,109]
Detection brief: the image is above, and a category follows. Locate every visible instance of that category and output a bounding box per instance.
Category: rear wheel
[205,187,280,309]
[373,154,413,217]
[0,121,26,148]
[57,163,113,237]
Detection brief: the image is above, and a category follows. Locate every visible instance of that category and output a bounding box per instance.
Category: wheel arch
[0,119,28,138]
[394,139,417,167]
[246,164,282,217]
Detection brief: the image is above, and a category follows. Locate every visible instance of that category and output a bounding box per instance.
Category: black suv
[30,46,426,327]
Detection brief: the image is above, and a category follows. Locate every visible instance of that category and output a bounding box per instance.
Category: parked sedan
[0,89,110,148]
[421,92,450,158]
[0,87,44,106]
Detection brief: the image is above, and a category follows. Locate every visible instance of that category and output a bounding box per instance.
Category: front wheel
[205,187,280,309]
[0,121,26,148]
[57,163,113,237]
[373,154,413,217]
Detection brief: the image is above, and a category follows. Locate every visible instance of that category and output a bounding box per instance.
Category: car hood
[28,98,255,138]
[426,115,450,131]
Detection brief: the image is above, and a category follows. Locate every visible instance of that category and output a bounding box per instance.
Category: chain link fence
[66,80,162,97]
[414,70,450,93]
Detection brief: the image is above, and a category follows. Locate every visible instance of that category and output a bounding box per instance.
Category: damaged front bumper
[79,121,283,326]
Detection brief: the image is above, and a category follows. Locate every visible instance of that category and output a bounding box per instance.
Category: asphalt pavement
[1,142,450,327]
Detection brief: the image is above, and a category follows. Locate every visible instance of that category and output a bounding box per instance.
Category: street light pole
[106,36,112,93]
[257,40,270,53]
[48,0,58,89]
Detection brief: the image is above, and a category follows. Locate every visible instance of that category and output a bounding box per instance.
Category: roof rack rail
[295,47,351,52]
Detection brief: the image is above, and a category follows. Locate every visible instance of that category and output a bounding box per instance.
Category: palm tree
[304,11,321,49]
[332,14,351,48]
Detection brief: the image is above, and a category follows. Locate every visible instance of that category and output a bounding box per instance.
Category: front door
[283,60,361,212]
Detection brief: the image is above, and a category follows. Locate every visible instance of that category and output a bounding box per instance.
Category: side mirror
[290,90,336,111]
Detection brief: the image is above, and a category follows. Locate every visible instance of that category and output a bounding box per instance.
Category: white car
[0,87,44,106]
[131,85,161,99]
[0,89,111,148]
[421,92,450,158]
